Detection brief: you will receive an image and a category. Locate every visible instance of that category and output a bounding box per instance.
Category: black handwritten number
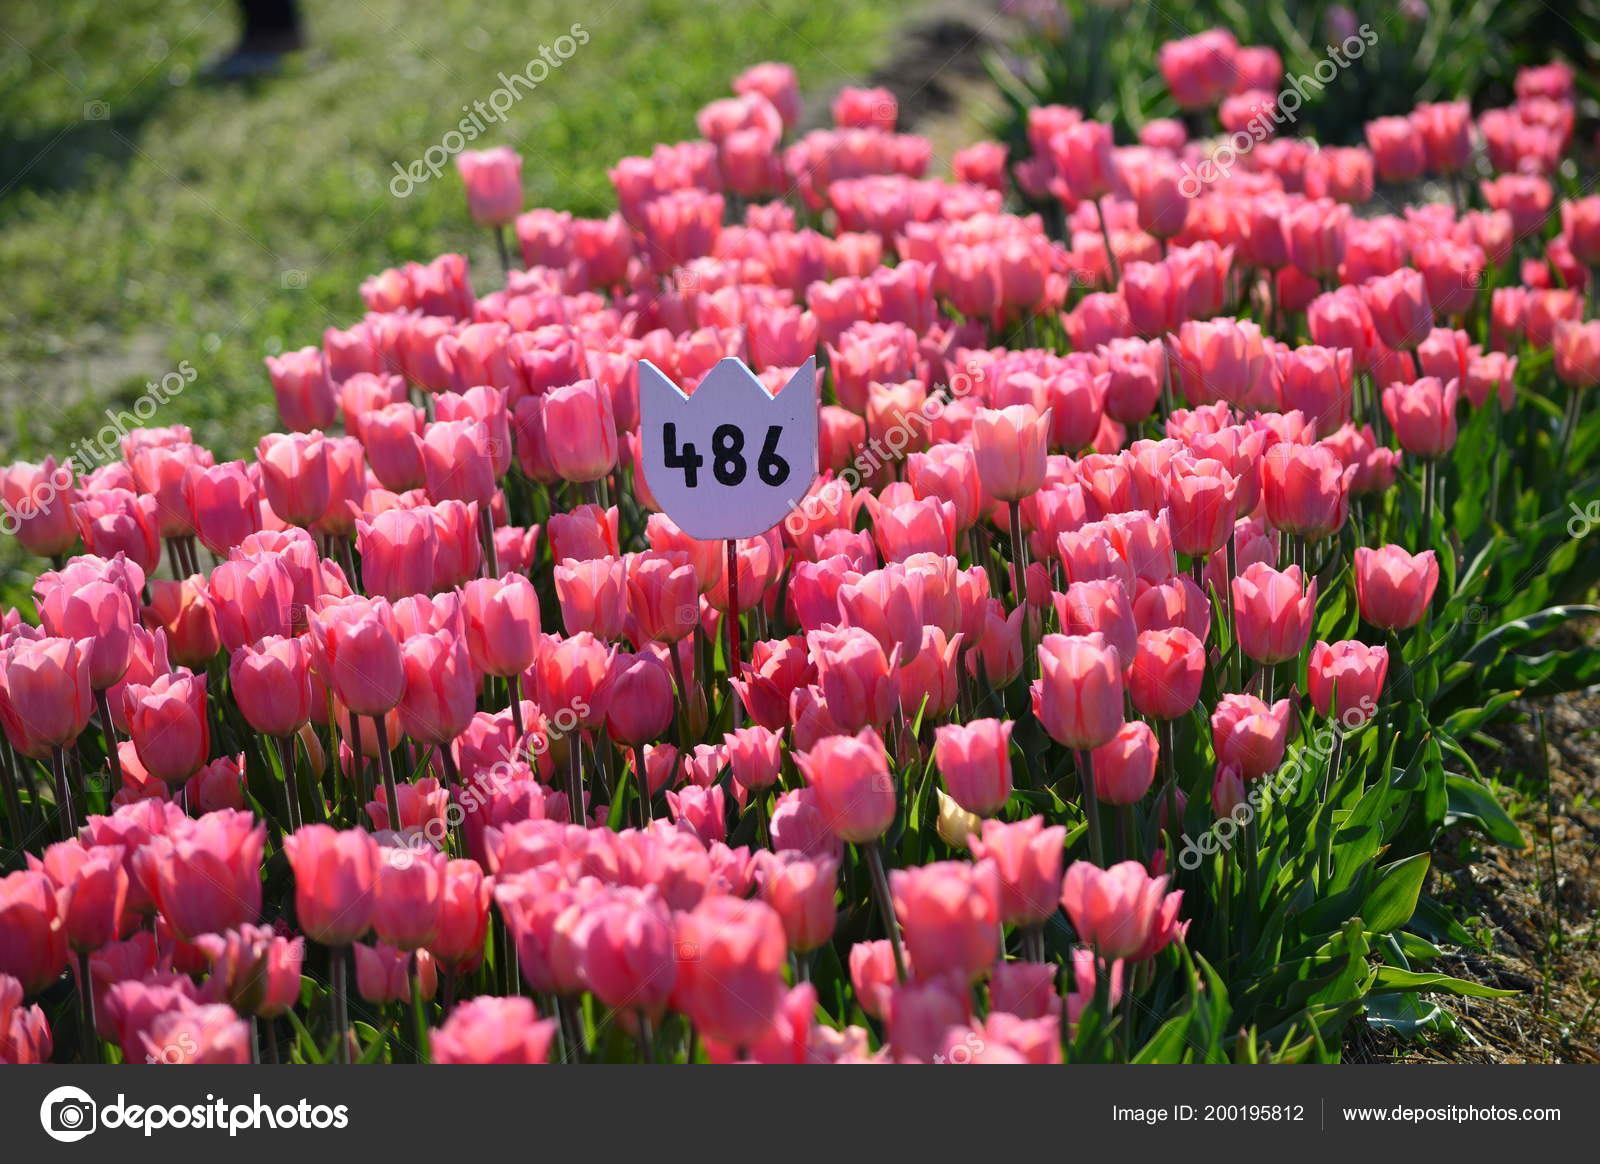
[662,423,702,488]
[712,424,746,486]
[757,424,790,486]
[669,422,788,489]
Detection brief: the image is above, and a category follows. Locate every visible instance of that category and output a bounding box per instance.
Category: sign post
[638,356,819,723]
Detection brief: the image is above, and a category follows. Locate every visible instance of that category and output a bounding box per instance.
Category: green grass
[0,0,905,596]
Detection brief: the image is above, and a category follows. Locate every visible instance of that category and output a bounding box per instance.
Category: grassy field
[0,0,906,595]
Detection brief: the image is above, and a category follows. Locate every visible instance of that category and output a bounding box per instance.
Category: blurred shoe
[204,30,305,81]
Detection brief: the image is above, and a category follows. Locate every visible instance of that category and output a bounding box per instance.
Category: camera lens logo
[40,1086,97,1143]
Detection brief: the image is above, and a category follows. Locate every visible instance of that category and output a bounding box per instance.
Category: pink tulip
[890,860,1000,983]
[420,418,498,507]
[1382,377,1460,458]
[967,816,1066,927]
[1554,320,1600,389]
[283,825,377,946]
[1211,693,1293,780]
[971,405,1049,502]
[794,728,895,844]
[578,889,676,1018]
[229,634,312,737]
[194,923,304,1016]
[0,870,68,994]
[3,635,94,747]
[555,555,627,639]
[542,379,619,483]
[1308,640,1388,725]
[265,347,338,432]
[138,810,264,941]
[184,462,262,557]
[1363,269,1434,352]
[1030,633,1123,750]
[462,573,541,677]
[399,629,478,746]
[257,431,331,526]
[806,626,897,734]
[1,458,79,559]
[429,858,493,974]
[1232,562,1316,666]
[141,1003,251,1064]
[671,896,788,1046]
[1059,859,1183,961]
[933,717,1013,816]
[432,996,556,1063]
[72,489,161,574]
[456,147,524,227]
[314,600,406,716]
[1355,545,1439,629]
[1128,627,1205,720]
[1091,721,1159,806]
[602,651,675,747]
[38,577,135,691]
[355,942,437,1004]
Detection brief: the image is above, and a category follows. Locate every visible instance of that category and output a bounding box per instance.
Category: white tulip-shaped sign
[638,356,819,540]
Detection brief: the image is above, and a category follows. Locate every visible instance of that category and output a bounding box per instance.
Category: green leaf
[1361,853,1429,934]
[1444,774,1527,849]
[1369,967,1518,998]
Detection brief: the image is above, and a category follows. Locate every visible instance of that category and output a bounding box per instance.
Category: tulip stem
[724,538,742,724]
[670,645,693,751]
[864,841,906,982]
[1322,730,1344,885]
[1094,197,1121,285]
[337,536,359,594]
[51,745,75,839]
[411,953,431,1064]
[507,671,526,738]
[495,226,513,278]
[0,738,27,846]
[1074,750,1106,867]
[1218,850,1232,969]
[1420,458,1436,539]
[276,734,302,832]
[78,952,100,1063]
[1243,819,1261,951]
[1007,499,1032,685]
[633,744,653,825]
[1161,720,1180,854]
[372,715,401,833]
[1559,388,1583,468]
[331,946,351,1064]
[1224,536,1240,692]
[638,1016,657,1064]
[93,688,124,792]
[478,506,500,579]
[567,736,586,827]
[1023,924,1046,964]
[439,748,464,853]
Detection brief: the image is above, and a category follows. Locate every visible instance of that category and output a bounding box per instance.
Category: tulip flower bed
[2,34,1599,1065]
